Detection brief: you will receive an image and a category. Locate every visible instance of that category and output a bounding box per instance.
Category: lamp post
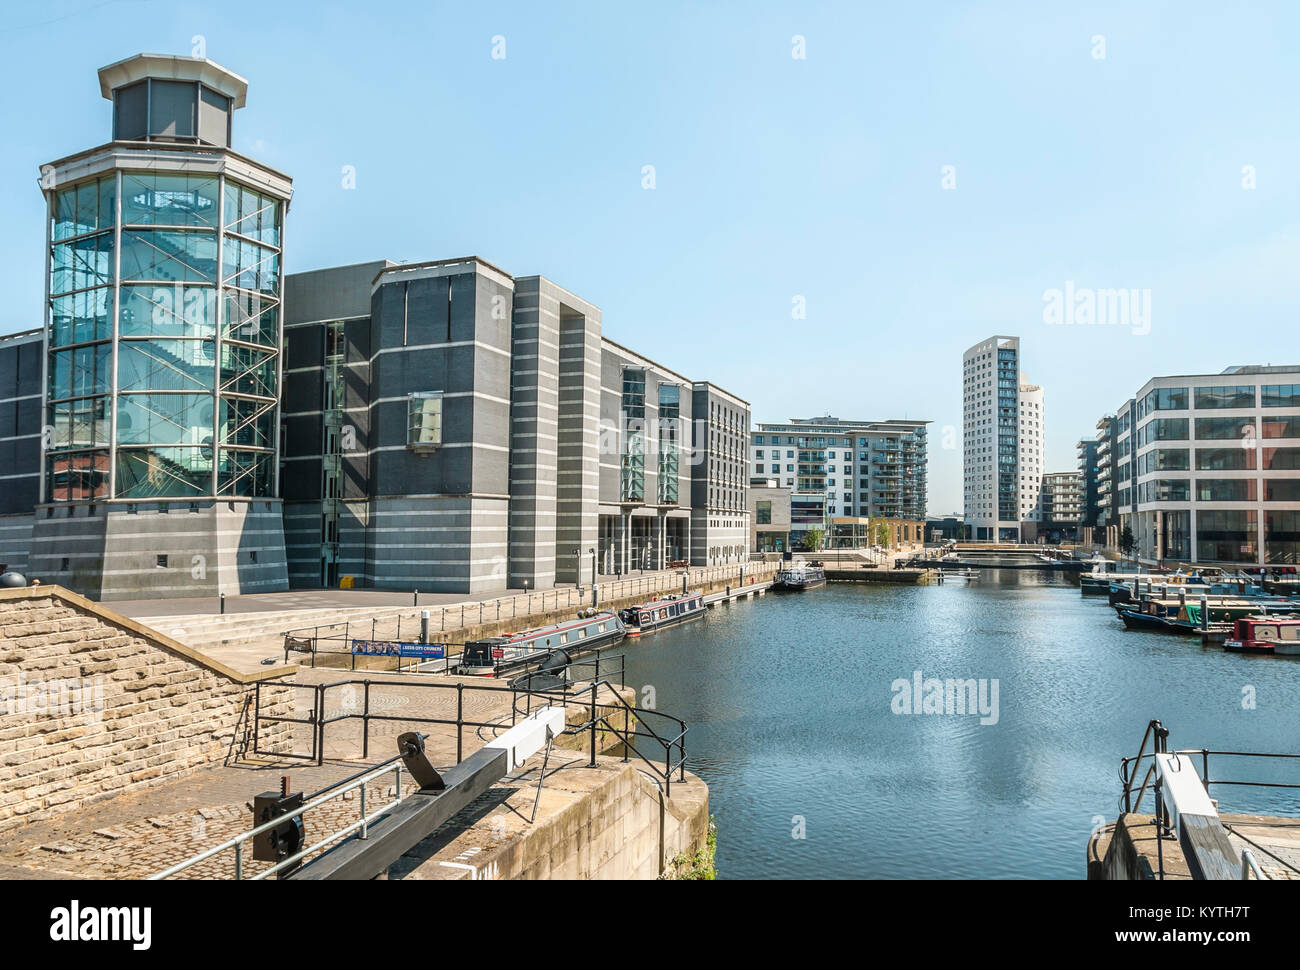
[589,547,597,607]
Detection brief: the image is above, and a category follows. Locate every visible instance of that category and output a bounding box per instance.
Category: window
[1196,510,1258,562]
[1260,415,1300,438]
[1263,447,1300,470]
[1136,449,1189,475]
[407,392,442,447]
[1194,385,1256,409]
[756,501,772,524]
[1140,479,1189,502]
[1266,510,1300,564]
[156,554,168,568]
[1196,479,1256,502]
[1266,479,1300,502]
[1195,417,1256,440]
[1139,387,1188,416]
[1262,385,1300,408]
[1196,448,1255,471]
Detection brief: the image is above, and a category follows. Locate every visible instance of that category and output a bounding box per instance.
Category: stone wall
[392,759,710,880]
[0,586,295,834]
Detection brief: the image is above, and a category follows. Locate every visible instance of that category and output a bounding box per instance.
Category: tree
[1120,525,1135,556]
[803,527,824,552]
[874,521,891,548]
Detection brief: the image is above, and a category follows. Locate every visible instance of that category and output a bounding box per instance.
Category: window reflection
[120,229,218,284]
[116,447,212,498]
[118,340,216,392]
[116,393,213,446]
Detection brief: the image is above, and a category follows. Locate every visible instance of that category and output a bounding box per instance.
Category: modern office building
[749,415,929,547]
[1095,366,1300,566]
[963,336,1045,542]
[0,53,750,599]
[279,258,750,594]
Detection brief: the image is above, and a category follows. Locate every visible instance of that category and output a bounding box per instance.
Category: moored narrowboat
[1224,616,1300,655]
[773,564,826,591]
[455,610,624,676]
[618,591,706,636]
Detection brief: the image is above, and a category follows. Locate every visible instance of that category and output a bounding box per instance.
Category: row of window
[1136,383,1300,417]
[1136,478,1300,503]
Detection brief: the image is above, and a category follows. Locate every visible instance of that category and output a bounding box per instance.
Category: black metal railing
[1117,718,1300,879]
[251,659,689,793]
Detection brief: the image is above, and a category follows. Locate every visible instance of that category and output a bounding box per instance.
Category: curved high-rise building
[31,54,292,598]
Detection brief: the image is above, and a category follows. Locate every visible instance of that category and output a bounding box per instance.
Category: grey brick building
[280,258,750,594]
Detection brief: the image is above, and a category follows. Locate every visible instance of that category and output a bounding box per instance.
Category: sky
[2,0,1298,514]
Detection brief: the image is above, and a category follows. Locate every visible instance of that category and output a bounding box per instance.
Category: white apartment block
[963,336,1046,542]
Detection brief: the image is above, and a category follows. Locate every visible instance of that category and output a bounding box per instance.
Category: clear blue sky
[3,1,1298,513]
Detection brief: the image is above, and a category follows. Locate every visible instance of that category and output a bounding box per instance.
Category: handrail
[150,754,407,880]
[1241,849,1265,880]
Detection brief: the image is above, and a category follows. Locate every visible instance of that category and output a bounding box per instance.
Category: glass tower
[43,54,290,505]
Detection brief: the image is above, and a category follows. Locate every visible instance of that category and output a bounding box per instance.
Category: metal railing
[150,755,408,881]
[254,654,628,767]
[1118,718,1300,879]
[163,668,687,879]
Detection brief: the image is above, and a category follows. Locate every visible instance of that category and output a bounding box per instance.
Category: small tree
[1119,525,1135,556]
[803,527,824,552]
[874,521,891,548]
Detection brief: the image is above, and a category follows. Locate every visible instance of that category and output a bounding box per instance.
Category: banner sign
[350,640,445,659]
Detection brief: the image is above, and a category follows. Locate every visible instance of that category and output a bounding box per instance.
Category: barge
[1224,616,1300,655]
[618,591,706,636]
[455,610,625,676]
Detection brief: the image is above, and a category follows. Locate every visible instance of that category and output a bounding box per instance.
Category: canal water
[603,573,1300,879]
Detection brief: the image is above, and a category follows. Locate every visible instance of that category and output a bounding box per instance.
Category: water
[603,572,1300,879]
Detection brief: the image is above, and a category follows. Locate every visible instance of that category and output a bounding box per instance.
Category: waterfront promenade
[115,562,778,675]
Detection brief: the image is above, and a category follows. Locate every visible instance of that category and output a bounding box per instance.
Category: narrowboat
[1118,598,1297,636]
[773,564,826,591]
[617,591,706,636]
[455,609,624,676]
[1224,616,1300,655]
[1116,599,1184,632]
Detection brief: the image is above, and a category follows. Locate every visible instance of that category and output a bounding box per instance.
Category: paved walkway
[111,565,757,620]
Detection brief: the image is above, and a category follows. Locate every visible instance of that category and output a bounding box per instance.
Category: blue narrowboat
[617,591,706,636]
[455,610,625,676]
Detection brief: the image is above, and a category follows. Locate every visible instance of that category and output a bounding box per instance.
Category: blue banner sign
[350,639,445,659]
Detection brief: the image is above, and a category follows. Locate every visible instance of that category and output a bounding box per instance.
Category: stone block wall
[0,586,295,833]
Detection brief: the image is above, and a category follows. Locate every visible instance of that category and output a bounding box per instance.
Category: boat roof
[470,611,617,644]
[628,592,703,608]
